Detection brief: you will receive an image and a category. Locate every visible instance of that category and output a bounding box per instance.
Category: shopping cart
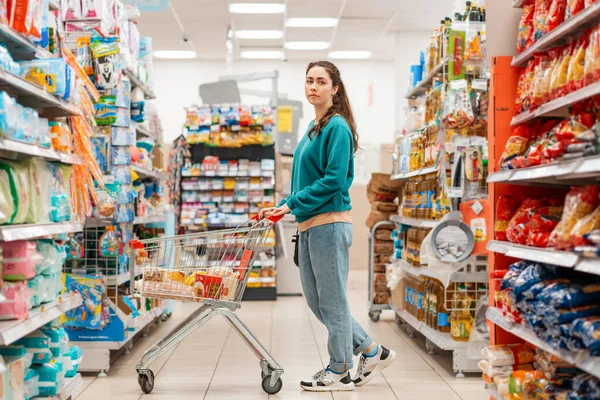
[130,215,284,395]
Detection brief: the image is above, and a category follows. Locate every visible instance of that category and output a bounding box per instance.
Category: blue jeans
[298,222,373,372]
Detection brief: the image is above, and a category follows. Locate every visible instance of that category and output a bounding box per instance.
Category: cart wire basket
[130,215,284,395]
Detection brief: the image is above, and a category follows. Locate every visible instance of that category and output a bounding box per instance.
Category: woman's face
[305,66,337,107]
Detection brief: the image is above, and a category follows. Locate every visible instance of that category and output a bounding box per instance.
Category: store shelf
[123,69,156,99]
[511,81,600,126]
[512,0,524,7]
[487,240,600,275]
[390,300,467,350]
[0,137,82,165]
[390,215,439,228]
[487,155,600,186]
[133,214,168,225]
[135,123,155,139]
[392,259,489,284]
[132,165,168,181]
[512,3,600,67]
[0,23,43,60]
[51,373,84,400]
[0,69,81,118]
[405,58,447,99]
[0,221,84,242]
[0,293,83,345]
[487,307,600,379]
[391,165,437,181]
[182,171,275,178]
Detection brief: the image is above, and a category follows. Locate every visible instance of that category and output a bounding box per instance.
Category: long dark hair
[306,61,359,153]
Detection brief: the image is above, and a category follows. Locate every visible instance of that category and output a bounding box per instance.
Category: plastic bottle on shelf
[450,283,475,342]
[417,278,426,322]
[437,281,451,333]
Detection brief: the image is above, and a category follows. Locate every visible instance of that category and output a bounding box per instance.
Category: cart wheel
[161,314,168,322]
[261,375,283,395]
[369,311,381,322]
[138,370,154,394]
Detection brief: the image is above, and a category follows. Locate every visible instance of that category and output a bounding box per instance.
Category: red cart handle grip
[252,213,285,223]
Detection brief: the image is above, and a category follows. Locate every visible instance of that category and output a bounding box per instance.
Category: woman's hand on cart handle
[258,207,277,219]
[271,204,291,218]
[256,205,290,223]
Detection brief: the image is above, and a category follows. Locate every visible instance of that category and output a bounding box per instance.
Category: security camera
[282,56,288,62]
[182,35,189,43]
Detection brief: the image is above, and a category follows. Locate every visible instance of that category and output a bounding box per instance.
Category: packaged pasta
[566,0,585,19]
[547,0,567,32]
[442,80,474,129]
[567,35,588,93]
[518,0,536,53]
[570,203,600,246]
[543,48,562,103]
[478,359,535,378]
[506,198,546,245]
[552,43,574,99]
[548,185,599,249]
[496,196,519,241]
[499,125,532,170]
[481,344,536,367]
[534,0,552,41]
[531,54,553,110]
[584,26,600,87]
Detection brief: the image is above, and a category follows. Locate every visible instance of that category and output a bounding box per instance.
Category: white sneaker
[300,367,355,392]
[352,345,396,387]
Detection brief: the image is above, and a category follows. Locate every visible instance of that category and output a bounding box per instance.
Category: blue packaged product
[64,346,83,378]
[28,275,43,308]
[573,373,600,396]
[539,283,600,309]
[40,327,67,358]
[513,263,554,301]
[111,126,132,146]
[111,146,131,166]
[522,279,571,301]
[24,368,39,400]
[15,331,52,365]
[18,59,69,98]
[114,107,131,127]
[91,136,109,173]
[544,304,600,325]
[569,317,600,355]
[111,165,132,184]
[115,203,135,223]
[94,103,117,126]
[131,100,145,123]
[62,274,103,330]
[31,360,61,397]
[116,184,136,204]
[107,79,131,108]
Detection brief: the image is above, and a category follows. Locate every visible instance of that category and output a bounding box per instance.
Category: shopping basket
[130,215,284,395]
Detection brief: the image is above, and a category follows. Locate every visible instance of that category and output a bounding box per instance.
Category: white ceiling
[136,0,456,61]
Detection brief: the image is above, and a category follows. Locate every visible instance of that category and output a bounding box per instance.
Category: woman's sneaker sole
[353,349,397,387]
[299,382,355,392]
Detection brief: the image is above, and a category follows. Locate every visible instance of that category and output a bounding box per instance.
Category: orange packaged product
[8,0,41,38]
[50,122,73,153]
[533,0,552,41]
[566,0,585,18]
[548,185,599,249]
[518,1,536,53]
[496,196,519,241]
[566,35,588,94]
[546,0,567,33]
[543,48,561,103]
[584,26,600,87]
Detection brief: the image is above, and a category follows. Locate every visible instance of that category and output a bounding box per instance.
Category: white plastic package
[27,158,51,224]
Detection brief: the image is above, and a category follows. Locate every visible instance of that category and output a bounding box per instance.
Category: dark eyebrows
[306,76,328,81]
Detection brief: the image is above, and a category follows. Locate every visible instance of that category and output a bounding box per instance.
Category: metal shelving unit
[0,293,83,345]
[391,165,437,181]
[487,307,600,379]
[123,69,156,100]
[390,215,439,229]
[0,137,82,165]
[133,165,168,181]
[405,58,448,99]
[391,258,488,284]
[0,222,84,242]
[512,3,600,67]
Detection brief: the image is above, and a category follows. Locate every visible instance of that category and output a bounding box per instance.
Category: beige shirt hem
[297,211,353,233]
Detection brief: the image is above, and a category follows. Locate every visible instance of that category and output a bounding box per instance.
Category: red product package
[526,206,563,232]
[527,231,552,247]
[506,198,546,244]
[496,196,519,241]
[546,0,567,32]
[548,185,599,249]
[518,0,536,53]
[585,0,598,6]
[584,27,600,87]
[531,54,553,111]
[8,0,35,35]
[534,0,551,41]
[570,203,600,246]
[566,0,585,18]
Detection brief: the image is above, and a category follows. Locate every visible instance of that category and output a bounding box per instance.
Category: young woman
[259,61,396,392]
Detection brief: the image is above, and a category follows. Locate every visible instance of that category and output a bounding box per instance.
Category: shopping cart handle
[252,213,285,223]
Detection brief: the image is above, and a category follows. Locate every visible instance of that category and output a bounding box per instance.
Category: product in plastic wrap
[531,54,553,110]
[90,34,120,90]
[534,0,552,40]
[61,274,103,330]
[569,317,600,355]
[550,44,573,100]
[567,35,589,93]
[566,0,585,18]
[481,344,536,367]
[49,122,72,153]
[547,0,567,32]
[496,196,519,242]
[478,359,535,378]
[499,125,531,170]
[442,80,474,128]
[506,198,545,244]
[584,26,600,86]
[518,1,536,52]
[548,185,599,249]
[571,204,600,246]
[539,281,600,308]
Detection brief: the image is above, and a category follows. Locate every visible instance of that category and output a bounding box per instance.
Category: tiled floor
[74,271,487,399]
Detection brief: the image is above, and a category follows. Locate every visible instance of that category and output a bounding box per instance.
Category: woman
[259,61,396,392]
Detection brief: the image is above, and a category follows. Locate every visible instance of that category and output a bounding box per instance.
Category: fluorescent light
[229,3,285,14]
[285,18,338,28]
[235,30,283,40]
[285,41,330,50]
[328,50,372,59]
[153,50,197,59]
[240,50,285,59]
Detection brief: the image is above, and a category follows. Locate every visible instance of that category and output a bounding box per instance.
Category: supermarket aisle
[73,271,486,400]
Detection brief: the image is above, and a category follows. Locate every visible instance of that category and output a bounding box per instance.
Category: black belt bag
[292,230,299,267]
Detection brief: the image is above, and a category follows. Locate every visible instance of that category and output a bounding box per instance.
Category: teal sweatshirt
[282,115,354,223]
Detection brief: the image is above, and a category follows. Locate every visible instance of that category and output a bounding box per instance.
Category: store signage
[122,0,168,12]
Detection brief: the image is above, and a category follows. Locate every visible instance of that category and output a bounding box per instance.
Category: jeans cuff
[353,336,374,356]
[329,359,352,373]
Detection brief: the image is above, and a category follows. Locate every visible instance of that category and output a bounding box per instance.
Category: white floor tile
[75,271,482,400]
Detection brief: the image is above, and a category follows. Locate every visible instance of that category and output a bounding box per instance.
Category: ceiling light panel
[285,18,338,28]
[229,3,285,14]
[235,30,283,39]
[284,41,330,50]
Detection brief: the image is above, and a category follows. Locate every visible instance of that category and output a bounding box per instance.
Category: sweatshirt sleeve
[286,124,351,213]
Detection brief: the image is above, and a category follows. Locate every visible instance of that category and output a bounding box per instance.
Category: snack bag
[496,196,519,241]
[566,0,585,19]
[548,185,599,249]
[90,34,120,90]
[584,26,600,87]
[518,1,536,53]
[551,44,574,99]
[567,35,588,93]
[570,203,600,246]
[534,0,552,41]
[546,0,567,32]
[531,54,553,110]
[506,198,545,244]
[499,125,531,170]
[442,80,474,129]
